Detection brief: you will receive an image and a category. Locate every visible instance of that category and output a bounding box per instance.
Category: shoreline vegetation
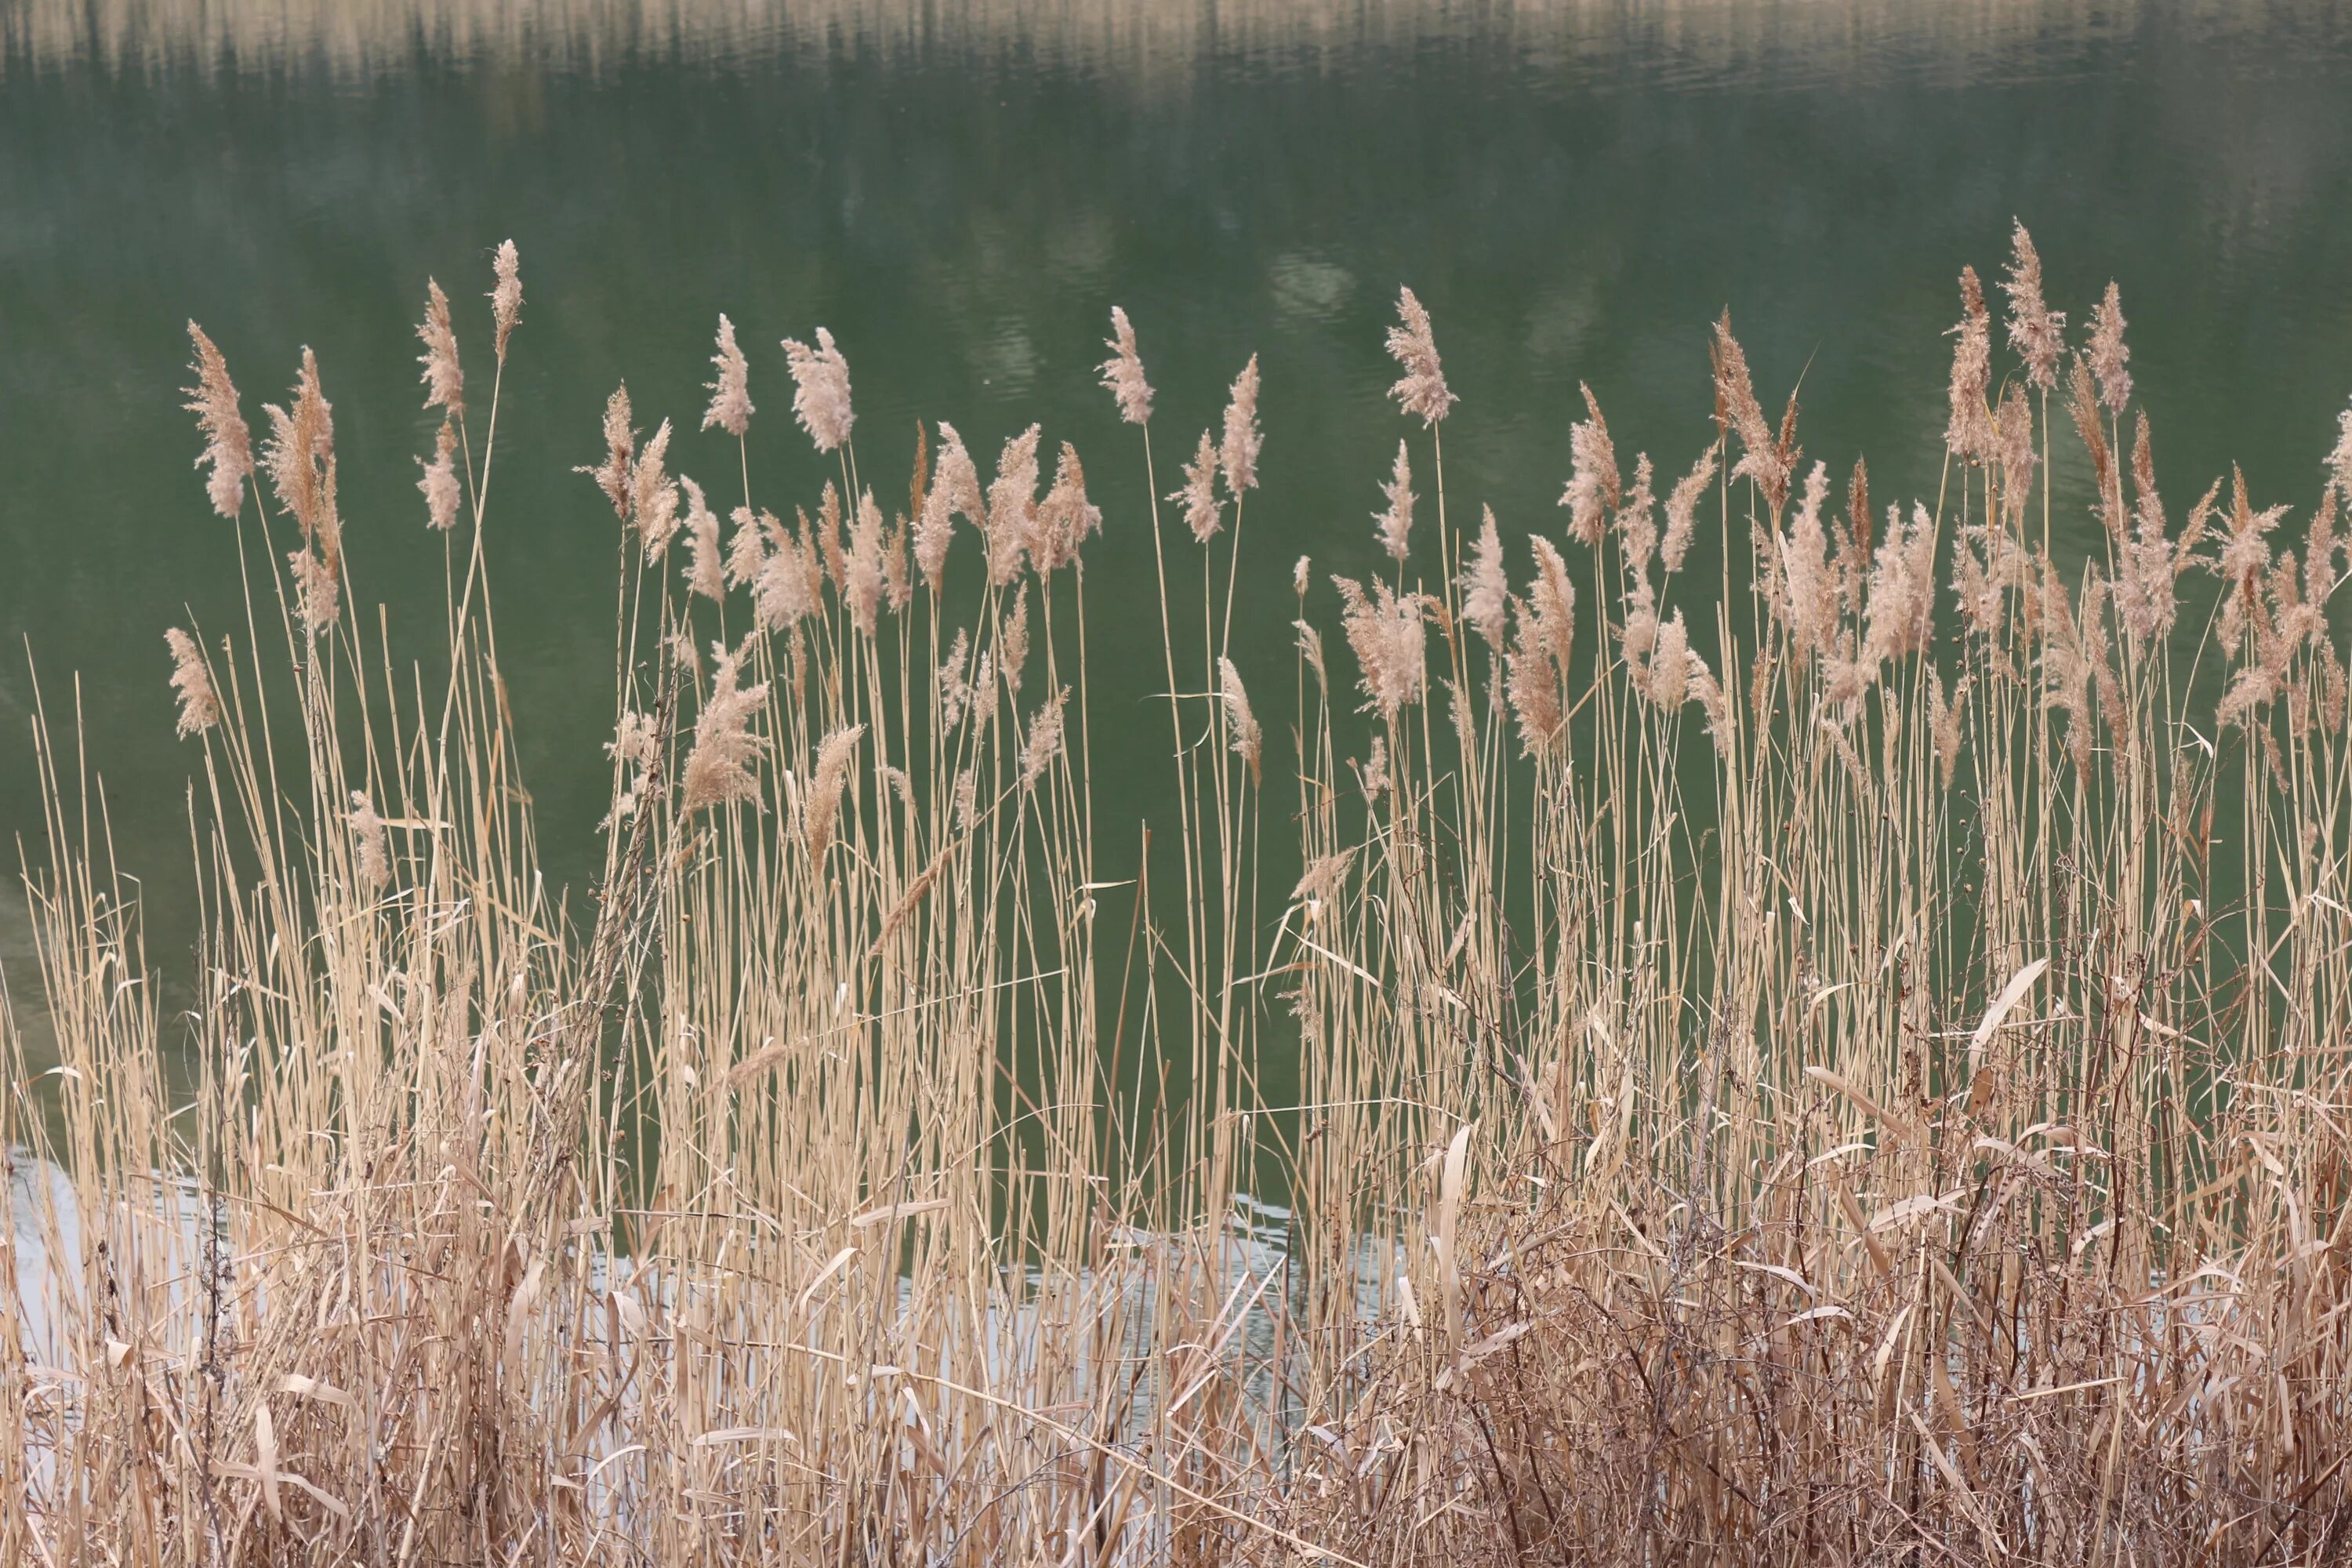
[7,227,2352,1563]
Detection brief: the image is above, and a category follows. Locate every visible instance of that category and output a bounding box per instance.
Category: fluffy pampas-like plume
[1020,687,1071,789]
[1171,430,1223,543]
[1334,575,1428,720]
[1029,442,1102,575]
[489,239,521,362]
[846,488,885,634]
[682,640,770,813]
[2001,220,2066,394]
[1711,314,1790,515]
[416,279,463,417]
[1374,441,1415,561]
[1220,355,1262,496]
[165,627,219,738]
[703,314,754,437]
[782,327,855,452]
[2328,396,2352,505]
[2088,281,2132,416]
[579,384,635,521]
[1661,443,1717,574]
[919,422,985,592]
[985,426,1043,586]
[183,323,252,520]
[263,347,340,563]
[1946,268,1995,464]
[1099,307,1154,426]
[1385,286,1456,426]
[681,477,725,601]
[1219,656,1263,784]
[1562,383,1622,546]
[802,724,865,866]
[630,419,681,559]
[1461,506,1508,650]
[419,418,462,531]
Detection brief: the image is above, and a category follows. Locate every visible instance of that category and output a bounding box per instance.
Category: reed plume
[681,638,768,811]
[419,417,462,530]
[2001,219,2066,392]
[630,418,681,558]
[1218,655,1262,784]
[1019,684,1069,787]
[2328,396,2352,503]
[1946,267,1995,463]
[347,789,390,891]
[183,321,252,520]
[580,383,634,521]
[801,723,864,865]
[488,238,521,361]
[1460,506,1507,649]
[1220,354,1263,495]
[1711,314,1790,513]
[919,421,983,591]
[782,326,855,452]
[2088,279,2132,414]
[416,278,463,417]
[1660,441,1716,572]
[1334,575,1428,718]
[845,488,884,633]
[702,313,753,437]
[163,626,218,737]
[1099,304,1154,425]
[262,347,340,564]
[1029,441,1101,575]
[681,476,724,601]
[1385,285,1456,426]
[1373,440,1414,561]
[985,425,1042,585]
[1171,429,1223,542]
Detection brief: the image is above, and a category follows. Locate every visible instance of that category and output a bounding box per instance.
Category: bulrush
[1946,267,1995,463]
[1334,575,1428,719]
[416,278,463,418]
[1019,686,1069,788]
[702,314,753,437]
[681,639,768,811]
[2002,220,2066,393]
[488,238,521,361]
[419,418,462,531]
[919,422,984,592]
[2088,281,2132,415]
[183,322,252,519]
[681,477,724,601]
[1170,430,1222,542]
[1218,656,1263,784]
[986,426,1043,585]
[164,626,218,737]
[782,326,855,452]
[802,724,864,865]
[1098,306,1153,426]
[1220,355,1263,495]
[580,384,635,520]
[1660,442,1717,572]
[1562,383,1621,546]
[1385,285,1456,426]
[1374,441,1415,561]
[1459,507,1508,649]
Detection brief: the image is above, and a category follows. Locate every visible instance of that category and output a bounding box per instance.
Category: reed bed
[5,226,2352,1564]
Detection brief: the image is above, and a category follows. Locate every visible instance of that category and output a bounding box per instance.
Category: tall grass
[6,227,2352,1564]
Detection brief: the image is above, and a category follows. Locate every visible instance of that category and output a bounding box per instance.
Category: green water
[4,1,2352,1064]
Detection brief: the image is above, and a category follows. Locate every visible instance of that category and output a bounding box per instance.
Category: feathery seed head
[630,418,680,558]
[1661,443,1717,574]
[918,422,984,593]
[165,627,219,738]
[262,347,339,564]
[416,417,462,532]
[846,488,885,634]
[1334,575,1428,720]
[1020,687,1070,789]
[782,326,855,452]
[2088,281,2132,415]
[1618,453,1658,570]
[985,426,1043,585]
[1218,657,1263,784]
[1374,441,1416,561]
[1099,306,1154,425]
[579,383,634,521]
[1562,383,1622,547]
[416,278,463,417]
[803,724,865,865]
[702,314,754,437]
[682,639,770,813]
[2001,220,2066,393]
[2328,397,2352,505]
[489,239,521,361]
[349,791,390,892]
[1946,267,1995,464]
[183,322,252,520]
[724,503,768,590]
[1220,355,1263,495]
[681,477,725,601]
[1030,441,1102,575]
[1461,507,1508,650]
[1385,286,1456,426]
[1171,430,1223,543]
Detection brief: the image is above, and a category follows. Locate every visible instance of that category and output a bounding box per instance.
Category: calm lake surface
[4,0,2352,1066]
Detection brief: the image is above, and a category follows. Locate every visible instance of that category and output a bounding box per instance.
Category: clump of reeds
[6,224,2352,1566]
